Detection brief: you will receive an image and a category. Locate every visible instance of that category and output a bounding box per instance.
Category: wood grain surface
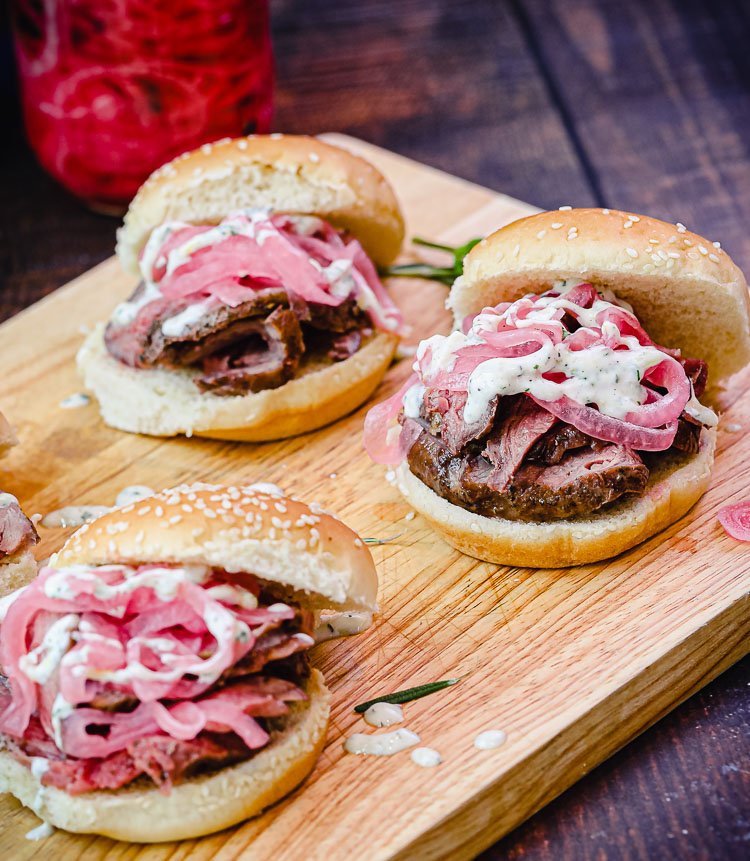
[2,2,749,858]
[0,136,748,860]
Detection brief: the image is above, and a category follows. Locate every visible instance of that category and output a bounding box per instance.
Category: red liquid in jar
[10,0,274,212]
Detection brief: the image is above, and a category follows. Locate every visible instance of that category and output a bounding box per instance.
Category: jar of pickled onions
[10,1,274,213]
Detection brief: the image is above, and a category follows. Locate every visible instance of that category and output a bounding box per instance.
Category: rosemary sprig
[362,533,404,545]
[382,236,483,286]
[353,677,463,713]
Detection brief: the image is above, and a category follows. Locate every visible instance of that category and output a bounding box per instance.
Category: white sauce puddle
[0,492,18,507]
[411,747,442,767]
[245,482,284,496]
[59,393,90,409]
[474,730,507,750]
[344,728,420,756]
[115,485,154,507]
[25,821,54,841]
[40,485,156,529]
[41,505,111,528]
[363,702,403,728]
[314,611,373,643]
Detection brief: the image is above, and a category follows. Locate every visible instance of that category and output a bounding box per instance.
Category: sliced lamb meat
[671,413,702,454]
[105,287,289,369]
[327,329,365,361]
[305,298,367,333]
[0,498,39,558]
[421,389,499,454]
[41,732,252,795]
[681,357,708,398]
[407,429,648,521]
[197,307,305,395]
[527,423,603,465]
[483,398,557,491]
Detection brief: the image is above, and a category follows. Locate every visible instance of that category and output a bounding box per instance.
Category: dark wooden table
[1,1,749,858]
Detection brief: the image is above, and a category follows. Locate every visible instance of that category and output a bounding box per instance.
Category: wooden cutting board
[1,134,749,861]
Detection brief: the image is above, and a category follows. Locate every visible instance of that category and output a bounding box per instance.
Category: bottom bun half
[0,549,38,596]
[78,324,398,441]
[0,669,330,842]
[397,428,716,568]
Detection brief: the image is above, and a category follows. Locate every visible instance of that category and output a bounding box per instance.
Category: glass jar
[10,0,274,213]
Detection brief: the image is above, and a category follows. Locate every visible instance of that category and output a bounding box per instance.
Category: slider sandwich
[79,135,406,440]
[0,483,377,841]
[366,209,750,566]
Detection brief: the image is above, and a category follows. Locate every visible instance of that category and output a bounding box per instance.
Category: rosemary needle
[353,677,463,713]
[381,235,482,286]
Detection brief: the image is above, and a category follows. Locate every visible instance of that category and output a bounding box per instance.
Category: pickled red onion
[718,501,750,541]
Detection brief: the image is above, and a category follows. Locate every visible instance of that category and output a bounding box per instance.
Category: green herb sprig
[381,236,483,286]
[362,533,404,545]
[353,677,463,713]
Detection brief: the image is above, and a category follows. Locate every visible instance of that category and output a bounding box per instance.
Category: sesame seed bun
[77,325,398,441]
[52,483,378,612]
[398,427,716,568]
[0,668,330,842]
[449,208,750,385]
[116,134,405,272]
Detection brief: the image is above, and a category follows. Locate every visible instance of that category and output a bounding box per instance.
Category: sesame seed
[270,132,283,139]
[309,152,320,163]
[169,515,182,524]
[649,238,660,244]
[354,538,363,548]
[154,506,164,517]
[237,139,248,150]
[558,205,572,211]
[709,253,720,263]
[550,223,563,229]
[626,247,638,258]
[201,143,212,154]
[513,243,520,256]
[601,208,610,214]
[668,251,680,258]
[713,241,721,249]
[623,221,633,229]
[658,249,668,260]
[687,251,700,260]
[650,253,662,263]
[676,222,687,233]
[628,215,640,222]
[536,230,546,239]
[698,245,708,255]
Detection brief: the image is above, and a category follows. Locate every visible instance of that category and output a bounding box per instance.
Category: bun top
[449,208,750,384]
[116,134,405,273]
[51,483,378,612]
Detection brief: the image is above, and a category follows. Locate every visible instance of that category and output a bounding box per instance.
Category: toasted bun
[0,549,38,596]
[0,668,330,842]
[77,324,398,441]
[52,483,378,612]
[116,134,405,271]
[397,427,716,568]
[450,209,750,385]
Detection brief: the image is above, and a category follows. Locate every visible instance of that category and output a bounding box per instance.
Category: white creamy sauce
[161,300,214,337]
[411,747,442,768]
[474,730,507,750]
[245,482,284,496]
[30,757,50,780]
[25,821,54,841]
[59,393,90,409]
[51,693,74,748]
[19,614,80,683]
[415,281,718,428]
[114,485,154,507]
[0,491,18,508]
[344,728,420,756]
[314,610,373,643]
[363,702,404,728]
[402,382,426,419]
[41,505,111,528]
